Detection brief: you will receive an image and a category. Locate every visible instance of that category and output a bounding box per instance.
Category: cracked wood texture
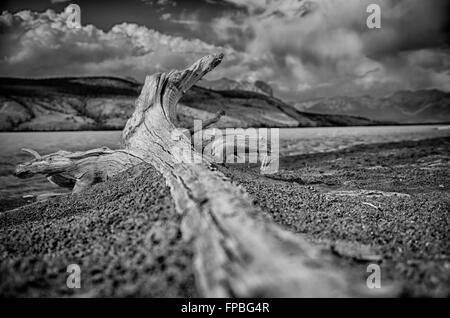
[122,53,354,297]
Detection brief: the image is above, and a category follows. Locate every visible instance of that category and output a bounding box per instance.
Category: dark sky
[0,0,449,100]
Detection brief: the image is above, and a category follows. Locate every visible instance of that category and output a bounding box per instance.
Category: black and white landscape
[0,0,449,299]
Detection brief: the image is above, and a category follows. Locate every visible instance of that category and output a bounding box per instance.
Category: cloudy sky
[0,0,449,101]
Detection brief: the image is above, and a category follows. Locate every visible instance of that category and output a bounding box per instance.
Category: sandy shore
[0,165,198,297]
[1,137,449,297]
[223,136,450,297]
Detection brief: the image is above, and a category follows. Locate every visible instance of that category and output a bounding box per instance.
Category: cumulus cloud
[0,9,231,80]
[210,0,450,99]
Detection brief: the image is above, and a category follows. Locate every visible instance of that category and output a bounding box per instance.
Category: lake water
[1,125,449,200]
[278,125,450,156]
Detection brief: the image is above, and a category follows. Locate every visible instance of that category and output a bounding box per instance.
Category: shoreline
[0,122,449,133]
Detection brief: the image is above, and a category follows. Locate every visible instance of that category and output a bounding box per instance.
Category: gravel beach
[223,136,450,297]
[1,137,449,297]
[0,164,198,297]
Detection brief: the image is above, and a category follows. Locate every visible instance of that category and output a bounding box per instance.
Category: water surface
[1,125,449,200]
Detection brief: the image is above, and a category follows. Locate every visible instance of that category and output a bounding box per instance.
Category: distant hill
[198,77,274,97]
[294,90,450,124]
[0,76,383,131]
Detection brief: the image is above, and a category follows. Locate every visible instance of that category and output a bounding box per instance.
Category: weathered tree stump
[120,53,354,297]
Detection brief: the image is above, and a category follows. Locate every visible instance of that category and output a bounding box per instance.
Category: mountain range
[0,76,383,131]
[198,78,274,97]
[294,90,450,124]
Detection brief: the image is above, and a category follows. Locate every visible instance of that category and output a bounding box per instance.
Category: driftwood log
[15,53,366,297]
[120,53,355,297]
